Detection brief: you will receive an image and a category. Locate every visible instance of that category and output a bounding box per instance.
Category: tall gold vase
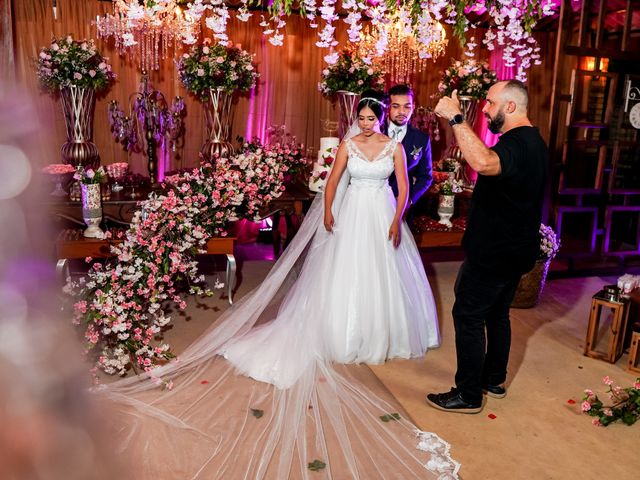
[60,86,100,168]
[201,88,235,162]
[445,95,479,185]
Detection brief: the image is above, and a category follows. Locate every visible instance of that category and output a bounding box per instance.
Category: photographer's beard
[486,109,506,134]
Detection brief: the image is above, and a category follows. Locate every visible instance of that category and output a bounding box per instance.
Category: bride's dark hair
[357,89,388,122]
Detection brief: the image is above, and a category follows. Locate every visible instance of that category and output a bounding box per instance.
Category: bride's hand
[324,211,334,232]
[388,220,401,248]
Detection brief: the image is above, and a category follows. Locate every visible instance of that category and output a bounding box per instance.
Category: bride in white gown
[101,91,459,479]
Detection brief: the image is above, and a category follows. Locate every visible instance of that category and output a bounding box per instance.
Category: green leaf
[308,459,326,472]
[379,412,401,422]
[250,408,264,419]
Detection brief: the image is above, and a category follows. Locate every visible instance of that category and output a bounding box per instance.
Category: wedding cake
[308,137,339,192]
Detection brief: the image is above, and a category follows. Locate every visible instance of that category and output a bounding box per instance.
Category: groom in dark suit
[385,85,433,214]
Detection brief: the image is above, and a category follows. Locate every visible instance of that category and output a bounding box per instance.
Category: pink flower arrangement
[42,163,76,175]
[66,145,294,376]
[581,376,640,426]
[74,166,106,185]
[176,39,259,98]
[438,58,497,100]
[36,35,115,93]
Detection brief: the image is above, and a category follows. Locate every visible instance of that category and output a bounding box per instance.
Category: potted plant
[318,47,384,138]
[74,166,107,238]
[176,39,259,160]
[438,58,497,101]
[437,178,463,227]
[511,223,560,308]
[438,57,497,185]
[37,35,115,167]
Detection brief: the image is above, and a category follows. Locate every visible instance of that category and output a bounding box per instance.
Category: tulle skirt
[223,182,439,388]
[101,183,459,479]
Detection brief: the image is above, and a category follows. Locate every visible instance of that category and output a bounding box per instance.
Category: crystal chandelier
[96,1,202,71]
[358,7,448,85]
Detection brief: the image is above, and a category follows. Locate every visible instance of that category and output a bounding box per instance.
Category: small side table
[584,290,630,363]
[55,229,237,304]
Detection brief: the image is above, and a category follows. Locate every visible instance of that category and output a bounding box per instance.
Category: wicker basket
[511,258,551,308]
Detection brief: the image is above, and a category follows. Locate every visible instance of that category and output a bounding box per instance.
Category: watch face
[449,114,464,126]
[630,103,640,129]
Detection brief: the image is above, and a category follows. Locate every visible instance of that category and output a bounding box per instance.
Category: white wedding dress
[222,139,439,388]
[100,138,459,479]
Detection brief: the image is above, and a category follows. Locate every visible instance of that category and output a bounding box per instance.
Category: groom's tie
[390,128,400,141]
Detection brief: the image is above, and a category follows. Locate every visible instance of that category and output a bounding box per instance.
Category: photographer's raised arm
[434,90,501,177]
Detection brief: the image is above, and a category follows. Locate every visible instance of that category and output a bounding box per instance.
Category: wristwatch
[449,114,464,126]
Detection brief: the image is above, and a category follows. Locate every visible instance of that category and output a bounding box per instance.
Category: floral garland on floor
[66,143,303,376]
[582,376,640,426]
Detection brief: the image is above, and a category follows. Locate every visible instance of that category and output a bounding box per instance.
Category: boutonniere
[411,146,422,160]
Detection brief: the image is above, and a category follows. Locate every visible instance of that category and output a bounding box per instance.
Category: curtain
[10,1,554,174]
[0,0,15,99]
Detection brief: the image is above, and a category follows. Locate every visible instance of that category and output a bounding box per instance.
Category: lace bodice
[346,139,396,188]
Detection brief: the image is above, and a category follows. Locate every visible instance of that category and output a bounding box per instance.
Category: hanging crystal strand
[154,30,159,71]
[144,32,149,73]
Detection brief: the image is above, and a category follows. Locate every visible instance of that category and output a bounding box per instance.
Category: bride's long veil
[100,122,460,479]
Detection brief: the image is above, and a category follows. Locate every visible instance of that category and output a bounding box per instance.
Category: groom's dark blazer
[385,123,433,205]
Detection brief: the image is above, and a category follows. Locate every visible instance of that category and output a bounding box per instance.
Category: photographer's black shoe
[426,388,483,414]
[483,384,507,399]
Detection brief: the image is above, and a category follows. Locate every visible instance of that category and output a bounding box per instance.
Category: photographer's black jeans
[452,260,521,404]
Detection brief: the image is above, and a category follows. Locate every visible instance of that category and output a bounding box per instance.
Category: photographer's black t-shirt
[462,126,548,277]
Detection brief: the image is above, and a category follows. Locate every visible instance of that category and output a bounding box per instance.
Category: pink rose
[73,72,82,80]
[89,70,96,77]
[592,418,602,426]
[634,382,640,389]
[581,401,591,412]
[602,376,613,385]
[197,68,205,76]
[202,46,210,54]
[216,56,224,63]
